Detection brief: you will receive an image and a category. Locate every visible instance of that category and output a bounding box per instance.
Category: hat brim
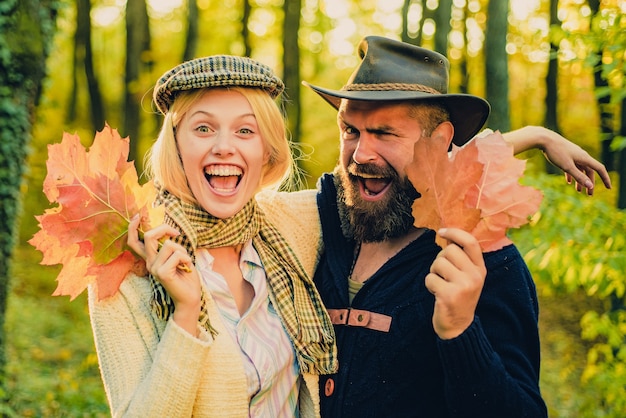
[303,81,490,147]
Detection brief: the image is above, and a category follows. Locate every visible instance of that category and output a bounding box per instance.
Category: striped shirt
[196,241,300,418]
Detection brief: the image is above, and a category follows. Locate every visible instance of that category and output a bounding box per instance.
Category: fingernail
[439,228,447,235]
[585,180,593,189]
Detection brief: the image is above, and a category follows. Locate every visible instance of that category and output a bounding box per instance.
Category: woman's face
[175,88,269,218]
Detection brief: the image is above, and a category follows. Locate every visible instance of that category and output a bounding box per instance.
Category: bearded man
[256,36,610,418]
[306,36,546,418]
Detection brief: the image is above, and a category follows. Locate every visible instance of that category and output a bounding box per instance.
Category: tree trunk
[402,0,427,46]
[67,0,105,130]
[401,0,412,44]
[458,1,469,94]
[242,0,252,57]
[588,0,615,171]
[0,0,57,395]
[124,0,152,166]
[182,0,199,62]
[618,99,626,209]
[545,0,560,174]
[78,0,105,130]
[484,0,510,132]
[282,0,301,147]
[433,0,452,54]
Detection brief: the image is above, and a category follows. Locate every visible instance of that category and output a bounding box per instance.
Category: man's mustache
[347,161,398,179]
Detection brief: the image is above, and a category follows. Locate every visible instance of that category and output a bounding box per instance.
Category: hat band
[342,82,440,95]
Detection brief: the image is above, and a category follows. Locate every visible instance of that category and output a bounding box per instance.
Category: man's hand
[425,228,486,340]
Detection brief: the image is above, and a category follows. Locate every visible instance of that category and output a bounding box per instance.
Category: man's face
[335,100,423,242]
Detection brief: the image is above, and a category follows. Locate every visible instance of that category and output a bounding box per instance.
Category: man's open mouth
[357,173,391,197]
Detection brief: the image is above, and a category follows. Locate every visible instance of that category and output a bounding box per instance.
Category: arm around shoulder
[502,126,612,195]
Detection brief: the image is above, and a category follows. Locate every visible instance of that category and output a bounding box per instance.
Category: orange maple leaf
[407,130,542,252]
[407,131,484,248]
[29,125,160,300]
[466,132,543,251]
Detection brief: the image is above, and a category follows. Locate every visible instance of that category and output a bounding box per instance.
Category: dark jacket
[314,173,547,418]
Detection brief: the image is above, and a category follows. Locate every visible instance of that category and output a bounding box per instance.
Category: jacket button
[324,378,335,396]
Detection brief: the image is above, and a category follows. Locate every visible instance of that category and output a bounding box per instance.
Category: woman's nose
[212,132,235,156]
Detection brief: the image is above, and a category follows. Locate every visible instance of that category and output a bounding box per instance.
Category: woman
[88,55,336,417]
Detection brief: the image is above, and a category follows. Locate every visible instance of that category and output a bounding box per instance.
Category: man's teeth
[358,173,385,179]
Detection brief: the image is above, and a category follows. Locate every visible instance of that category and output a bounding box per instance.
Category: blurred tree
[544,0,561,175]
[0,0,58,397]
[617,97,626,207]
[485,0,510,131]
[242,0,251,57]
[282,0,302,147]
[68,0,105,131]
[124,0,152,165]
[433,0,452,54]
[401,0,425,46]
[457,1,470,94]
[182,0,199,61]
[588,0,616,172]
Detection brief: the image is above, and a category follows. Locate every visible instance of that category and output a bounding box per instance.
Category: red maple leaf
[408,130,542,252]
[29,125,161,300]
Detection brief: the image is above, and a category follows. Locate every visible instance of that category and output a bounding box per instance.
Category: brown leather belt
[327,308,392,332]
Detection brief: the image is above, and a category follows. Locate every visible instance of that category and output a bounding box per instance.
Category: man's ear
[431,121,454,146]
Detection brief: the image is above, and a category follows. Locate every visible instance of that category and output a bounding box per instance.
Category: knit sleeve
[436,245,547,418]
[88,274,213,417]
[256,189,322,277]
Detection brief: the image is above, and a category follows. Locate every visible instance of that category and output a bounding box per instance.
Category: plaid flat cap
[153,55,284,114]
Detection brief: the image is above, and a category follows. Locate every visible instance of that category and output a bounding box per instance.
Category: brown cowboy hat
[303,36,490,146]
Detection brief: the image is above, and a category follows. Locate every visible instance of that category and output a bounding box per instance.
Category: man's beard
[334,162,421,243]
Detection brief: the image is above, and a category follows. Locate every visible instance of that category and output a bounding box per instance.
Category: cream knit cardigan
[88,189,324,417]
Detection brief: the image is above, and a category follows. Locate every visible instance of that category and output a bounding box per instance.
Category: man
[303,36,548,417]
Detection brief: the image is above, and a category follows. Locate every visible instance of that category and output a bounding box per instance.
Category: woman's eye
[196,125,211,133]
[239,128,253,134]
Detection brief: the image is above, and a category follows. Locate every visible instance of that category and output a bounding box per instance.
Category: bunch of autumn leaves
[30,125,542,301]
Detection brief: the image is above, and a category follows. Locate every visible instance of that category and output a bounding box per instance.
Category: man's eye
[343,127,358,138]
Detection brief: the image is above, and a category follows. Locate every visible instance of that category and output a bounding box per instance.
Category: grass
[4,245,108,417]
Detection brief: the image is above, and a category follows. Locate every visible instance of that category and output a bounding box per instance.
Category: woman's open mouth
[204,164,243,193]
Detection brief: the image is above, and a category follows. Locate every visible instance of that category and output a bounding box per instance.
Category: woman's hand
[541,131,612,195]
[128,215,202,336]
[503,126,612,195]
[425,228,487,340]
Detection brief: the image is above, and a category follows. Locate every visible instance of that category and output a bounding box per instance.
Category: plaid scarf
[150,188,337,375]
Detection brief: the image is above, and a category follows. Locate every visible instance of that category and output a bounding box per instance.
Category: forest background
[1,0,625,416]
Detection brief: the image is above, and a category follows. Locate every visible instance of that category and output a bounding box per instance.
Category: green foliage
[512,172,626,417]
[4,246,108,417]
[9,0,626,415]
[0,0,61,408]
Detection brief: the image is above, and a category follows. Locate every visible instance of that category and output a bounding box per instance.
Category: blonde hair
[145,87,296,204]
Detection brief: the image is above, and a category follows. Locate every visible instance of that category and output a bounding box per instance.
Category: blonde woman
[88,56,336,418]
